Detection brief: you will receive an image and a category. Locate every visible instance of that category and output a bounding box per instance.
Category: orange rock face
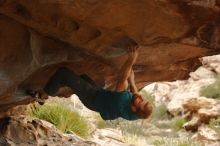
[0,0,220,110]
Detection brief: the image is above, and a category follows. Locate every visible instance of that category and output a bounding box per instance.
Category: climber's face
[131,94,152,119]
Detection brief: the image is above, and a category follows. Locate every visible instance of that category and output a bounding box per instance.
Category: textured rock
[183,115,201,132]
[89,128,128,146]
[0,115,89,146]
[183,97,220,123]
[192,126,220,146]
[144,55,220,130]
[0,104,31,119]
[0,115,129,146]
[201,55,220,74]
[166,55,220,123]
[0,0,220,110]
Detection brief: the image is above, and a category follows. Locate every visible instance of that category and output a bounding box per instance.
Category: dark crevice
[12,2,32,20]
[197,16,220,49]
[0,0,5,6]
[112,36,138,49]
[37,31,116,68]
[57,17,80,33]
[85,29,102,44]
[0,117,10,146]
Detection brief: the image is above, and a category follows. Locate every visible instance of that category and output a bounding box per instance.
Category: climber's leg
[44,67,100,110]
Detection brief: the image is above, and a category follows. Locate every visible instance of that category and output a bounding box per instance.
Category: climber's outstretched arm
[128,70,138,94]
[116,46,138,92]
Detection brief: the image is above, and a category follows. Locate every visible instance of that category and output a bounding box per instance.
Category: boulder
[0,0,220,111]
[183,97,220,123]
[89,128,128,146]
[192,126,220,146]
[201,55,220,74]
[183,115,201,132]
[0,115,129,146]
[183,96,220,131]
[144,55,220,131]
[0,104,31,119]
[189,66,217,80]
[0,115,89,146]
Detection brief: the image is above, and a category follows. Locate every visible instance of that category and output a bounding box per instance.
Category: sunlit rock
[192,126,220,146]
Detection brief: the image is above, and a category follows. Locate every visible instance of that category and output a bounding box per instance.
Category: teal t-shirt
[94,89,138,120]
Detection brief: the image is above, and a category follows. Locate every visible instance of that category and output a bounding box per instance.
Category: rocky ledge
[0,115,128,146]
[0,0,220,110]
[145,55,220,132]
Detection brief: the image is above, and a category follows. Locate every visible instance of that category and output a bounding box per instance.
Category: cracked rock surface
[0,0,220,110]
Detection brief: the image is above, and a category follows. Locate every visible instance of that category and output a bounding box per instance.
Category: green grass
[95,114,106,129]
[209,116,220,135]
[123,133,148,146]
[200,76,220,99]
[172,117,187,131]
[31,103,89,137]
[140,90,155,106]
[152,104,168,120]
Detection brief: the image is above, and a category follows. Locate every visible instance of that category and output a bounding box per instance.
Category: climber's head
[131,93,152,119]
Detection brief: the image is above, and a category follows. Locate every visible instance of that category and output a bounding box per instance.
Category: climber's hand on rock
[127,46,139,62]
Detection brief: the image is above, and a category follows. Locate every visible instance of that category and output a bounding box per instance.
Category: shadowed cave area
[0,0,220,146]
[0,0,220,111]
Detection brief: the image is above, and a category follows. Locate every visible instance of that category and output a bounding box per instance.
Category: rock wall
[0,0,220,110]
[144,54,220,131]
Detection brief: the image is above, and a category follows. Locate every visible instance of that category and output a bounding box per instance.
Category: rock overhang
[0,0,220,110]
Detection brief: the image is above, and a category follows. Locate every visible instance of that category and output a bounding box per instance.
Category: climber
[34,46,152,120]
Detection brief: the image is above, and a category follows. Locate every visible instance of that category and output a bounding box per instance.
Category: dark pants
[44,67,100,111]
